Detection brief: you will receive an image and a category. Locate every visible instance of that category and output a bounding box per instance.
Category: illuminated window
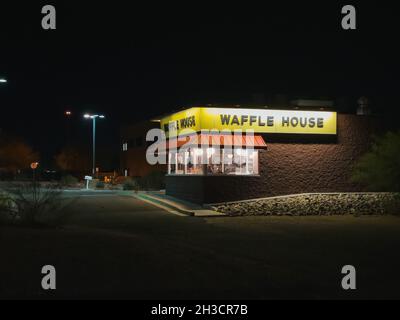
[168,148,204,175]
[122,143,128,151]
[168,147,259,176]
[222,148,259,175]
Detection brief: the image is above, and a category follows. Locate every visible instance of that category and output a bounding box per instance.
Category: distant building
[120,121,166,178]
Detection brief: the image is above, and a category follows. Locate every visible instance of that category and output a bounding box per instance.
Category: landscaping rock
[211,193,400,217]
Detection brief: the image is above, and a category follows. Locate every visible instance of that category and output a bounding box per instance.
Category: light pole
[84,114,105,177]
[30,162,39,203]
[65,110,72,146]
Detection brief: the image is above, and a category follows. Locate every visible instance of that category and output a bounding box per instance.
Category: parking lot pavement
[1,191,400,299]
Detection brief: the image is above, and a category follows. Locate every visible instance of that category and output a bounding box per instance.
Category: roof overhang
[155,134,267,152]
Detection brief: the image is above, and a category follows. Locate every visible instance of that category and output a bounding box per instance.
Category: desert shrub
[383,193,400,215]
[352,131,400,192]
[4,182,63,226]
[60,174,79,186]
[113,176,127,185]
[139,171,166,191]
[0,192,14,224]
[96,181,105,189]
[123,178,139,191]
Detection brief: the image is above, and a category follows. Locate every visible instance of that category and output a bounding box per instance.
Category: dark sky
[0,2,399,167]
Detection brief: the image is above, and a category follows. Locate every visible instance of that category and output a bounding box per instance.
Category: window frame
[167,147,260,177]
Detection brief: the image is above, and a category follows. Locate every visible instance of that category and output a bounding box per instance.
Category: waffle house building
[144,105,389,204]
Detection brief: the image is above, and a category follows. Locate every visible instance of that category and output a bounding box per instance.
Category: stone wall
[166,114,395,204]
[211,193,400,216]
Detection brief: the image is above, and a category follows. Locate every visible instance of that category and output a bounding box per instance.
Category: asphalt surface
[1,190,400,300]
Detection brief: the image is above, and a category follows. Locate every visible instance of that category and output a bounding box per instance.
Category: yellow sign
[161,107,337,137]
[161,108,201,137]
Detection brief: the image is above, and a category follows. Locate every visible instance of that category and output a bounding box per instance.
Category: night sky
[0,2,399,168]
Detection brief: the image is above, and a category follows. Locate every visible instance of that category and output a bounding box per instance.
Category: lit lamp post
[30,162,39,181]
[65,110,72,145]
[30,162,39,203]
[84,114,105,177]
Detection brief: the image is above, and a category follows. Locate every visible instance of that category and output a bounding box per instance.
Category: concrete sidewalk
[133,191,226,217]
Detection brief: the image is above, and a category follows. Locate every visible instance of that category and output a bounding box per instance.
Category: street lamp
[84,114,105,176]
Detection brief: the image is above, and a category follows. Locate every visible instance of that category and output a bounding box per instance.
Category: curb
[133,193,195,217]
[132,193,227,217]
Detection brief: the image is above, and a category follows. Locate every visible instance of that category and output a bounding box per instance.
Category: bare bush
[0,191,15,224]
[3,182,63,226]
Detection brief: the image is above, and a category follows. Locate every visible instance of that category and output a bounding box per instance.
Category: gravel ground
[212,193,400,216]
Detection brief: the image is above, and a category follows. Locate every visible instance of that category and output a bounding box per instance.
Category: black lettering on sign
[250,116,257,126]
[180,118,186,128]
[291,117,299,127]
[180,116,196,129]
[282,117,290,127]
[219,114,327,130]
[166,120,179,132]
[220,114,231,125]
[231,115,240,125]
